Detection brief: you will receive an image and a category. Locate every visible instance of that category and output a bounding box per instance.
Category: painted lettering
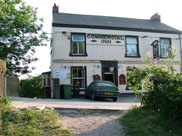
[101,40,111,44]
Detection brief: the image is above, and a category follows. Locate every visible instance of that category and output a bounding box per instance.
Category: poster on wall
[56,69,70,79]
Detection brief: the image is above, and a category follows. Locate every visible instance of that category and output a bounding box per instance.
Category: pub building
[43,4,182,98]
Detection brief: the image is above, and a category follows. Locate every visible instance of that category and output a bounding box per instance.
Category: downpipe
[179,33,182,73]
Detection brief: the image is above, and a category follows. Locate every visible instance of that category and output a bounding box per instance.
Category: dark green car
[85,80,120,102]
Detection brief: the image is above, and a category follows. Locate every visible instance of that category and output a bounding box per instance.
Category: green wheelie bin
[61,84,72,99]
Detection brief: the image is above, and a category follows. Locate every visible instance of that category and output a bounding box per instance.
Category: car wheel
[113,98,117,102]
[91,93,95,100]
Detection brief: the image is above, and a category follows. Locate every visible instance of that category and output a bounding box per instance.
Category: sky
[23,0,182,78]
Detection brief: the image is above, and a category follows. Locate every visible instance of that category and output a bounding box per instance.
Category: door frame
[101,61,118,86]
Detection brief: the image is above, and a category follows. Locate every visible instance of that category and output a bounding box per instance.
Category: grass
[120,106,182,136]
[77,109,88,115]
[0,104,72,136]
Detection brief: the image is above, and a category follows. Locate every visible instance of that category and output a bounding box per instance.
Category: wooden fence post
[0,60,6,97]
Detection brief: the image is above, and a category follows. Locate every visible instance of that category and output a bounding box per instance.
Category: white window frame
[42,74,51,87]
[71,67,85,89]
[160,38,171,58]
[125,36,140,57]
[71,34,86,55]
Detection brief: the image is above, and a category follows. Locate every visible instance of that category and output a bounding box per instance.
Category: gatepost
[0,60,6,97]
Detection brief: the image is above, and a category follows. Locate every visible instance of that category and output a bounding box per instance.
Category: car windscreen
[96,82,114,87]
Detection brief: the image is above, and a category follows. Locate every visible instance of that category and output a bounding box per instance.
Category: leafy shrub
[128,62,182,120]
[19,75,42,98]
[0,96,11,106]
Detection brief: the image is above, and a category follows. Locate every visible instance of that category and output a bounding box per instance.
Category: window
[125,36,140,57]
[47,75,51,86]
[71,67,86,89]
[43,75,46,87]
[42,74,51,87]
[160,38,171,58]
[126,67,141,90]
[71,34,87,56]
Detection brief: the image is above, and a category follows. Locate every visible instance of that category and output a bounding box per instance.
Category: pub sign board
[87,34,125,46]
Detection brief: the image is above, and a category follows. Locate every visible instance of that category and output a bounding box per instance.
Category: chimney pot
[150,13,161,21]
[53,3,59,13]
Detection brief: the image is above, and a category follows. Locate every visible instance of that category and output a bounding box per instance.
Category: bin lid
[61,84,72,86]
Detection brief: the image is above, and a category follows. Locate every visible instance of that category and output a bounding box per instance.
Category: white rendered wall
[52,27,181,62]
[51,27,181,93]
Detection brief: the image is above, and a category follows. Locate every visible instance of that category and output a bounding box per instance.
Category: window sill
[125,55,141,58]
[126,86,142,90]
[160,57,171,59]
[69,53,88,57]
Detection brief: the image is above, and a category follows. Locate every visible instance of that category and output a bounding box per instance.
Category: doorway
[101,61,118,86]
[104,72,115,83]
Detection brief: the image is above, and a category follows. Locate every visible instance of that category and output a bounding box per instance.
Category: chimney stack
[150,13,161,21]
[53,3,59,13]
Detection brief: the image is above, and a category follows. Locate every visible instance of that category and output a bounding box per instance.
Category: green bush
[128,62,182,120]
[0,96,11,106]
[19,75,42,98]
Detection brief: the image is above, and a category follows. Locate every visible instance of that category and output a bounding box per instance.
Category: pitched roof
[52,13,181,34]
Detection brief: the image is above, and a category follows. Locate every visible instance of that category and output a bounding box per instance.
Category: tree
[0,0,48,76]
[19,75,42,98]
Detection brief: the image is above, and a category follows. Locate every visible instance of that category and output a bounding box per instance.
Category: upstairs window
[160,38,171,58]
[71,34,87,56]
[125,36,140,57]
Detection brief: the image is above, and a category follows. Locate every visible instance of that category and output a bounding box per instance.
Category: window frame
[125,36,140,58]
[71,66,87,90]
[126,66,142,90]
[70,33,88,56]
[42,74,51,87]
[160,38,172,58]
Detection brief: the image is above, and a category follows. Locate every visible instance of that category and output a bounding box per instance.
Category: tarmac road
[10,95,141,110]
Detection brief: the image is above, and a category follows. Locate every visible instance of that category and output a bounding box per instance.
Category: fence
[6,76,19,97]
[0,60,19,97]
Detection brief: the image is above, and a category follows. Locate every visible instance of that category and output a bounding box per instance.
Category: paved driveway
[10,95,141,110]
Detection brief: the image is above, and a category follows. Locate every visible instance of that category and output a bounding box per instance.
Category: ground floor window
[160,38,171,58]
[101,61,118,86]
[42,74,51,87]
[71,67,86,89]
[126,66,142,90]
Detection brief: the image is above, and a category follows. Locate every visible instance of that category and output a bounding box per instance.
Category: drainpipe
[179,33,182,73]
